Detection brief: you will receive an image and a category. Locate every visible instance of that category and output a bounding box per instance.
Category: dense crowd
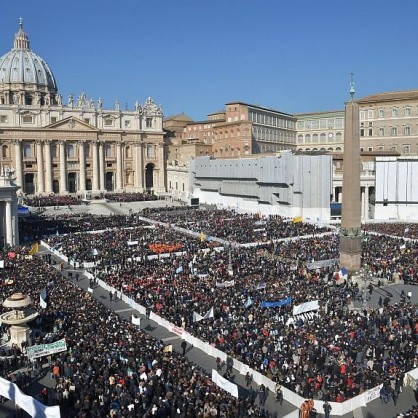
[145,209,332,244]
[364,223,418,240]
[24,196,82,208]
[0,252,264,417]
[105,193,160,203]
[39,209,418,403]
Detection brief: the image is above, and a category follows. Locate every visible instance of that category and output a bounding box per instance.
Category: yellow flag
[29,242,39,255]
[200,232,206,243]
[292,216,302,224]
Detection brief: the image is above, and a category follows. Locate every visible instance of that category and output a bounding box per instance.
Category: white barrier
[0,377,60,418]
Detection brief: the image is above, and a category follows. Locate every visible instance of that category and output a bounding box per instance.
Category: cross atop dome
[13,17,30,50]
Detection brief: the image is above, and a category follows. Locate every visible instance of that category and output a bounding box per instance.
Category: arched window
[305,134,311,143]
[336,132,342,142]
[125,146,132,158]
[2,145,8,158]
[312,134,318,142]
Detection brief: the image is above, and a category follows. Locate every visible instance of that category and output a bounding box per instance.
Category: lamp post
[359,265,372,308]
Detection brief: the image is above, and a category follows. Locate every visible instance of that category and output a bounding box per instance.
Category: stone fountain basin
[0,309,38,325]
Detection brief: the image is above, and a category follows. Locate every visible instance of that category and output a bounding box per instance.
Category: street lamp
[358,265,373,307]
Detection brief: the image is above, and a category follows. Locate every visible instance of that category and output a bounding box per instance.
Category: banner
[0,377,60,418]
[211,369,238,398]
[261,296,292,309]
[127,241,138,246]
[292,216,303,223]
[27,339,67,360]
[293,300,319,316]
[215,280,235,288]
[306,258,339,270]
[255,282,266,290]
[193,307,214,322]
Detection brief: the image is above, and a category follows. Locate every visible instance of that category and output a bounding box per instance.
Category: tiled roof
[356,90,418,103]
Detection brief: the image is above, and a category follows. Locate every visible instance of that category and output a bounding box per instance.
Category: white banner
[293,300,319,316]
[26,339,67,360]
[0,377,60,417]
[211,369,238,398]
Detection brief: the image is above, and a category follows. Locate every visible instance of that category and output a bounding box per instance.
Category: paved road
[1,249,418,417]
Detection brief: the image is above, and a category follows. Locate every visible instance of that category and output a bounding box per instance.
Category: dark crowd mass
[37,208,418,405]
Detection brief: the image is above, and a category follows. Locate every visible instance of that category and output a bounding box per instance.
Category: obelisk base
[339,234,362,273]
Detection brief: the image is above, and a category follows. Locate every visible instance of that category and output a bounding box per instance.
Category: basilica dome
[0,19,58,105]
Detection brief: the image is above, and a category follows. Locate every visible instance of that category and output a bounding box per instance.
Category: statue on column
[55,94,62,106]
[115,100,120,111]
[68,94,74,107]
[97,98,103,110]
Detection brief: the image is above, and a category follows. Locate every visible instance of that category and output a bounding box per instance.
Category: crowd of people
[24,195,82,208]
[38,208,418,404]
[105,193,160,203]
[0,251,266,417]
[145,209,332,244]
[364,223,418,240]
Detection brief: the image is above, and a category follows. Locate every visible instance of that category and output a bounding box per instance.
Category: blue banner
[261,296,292,309]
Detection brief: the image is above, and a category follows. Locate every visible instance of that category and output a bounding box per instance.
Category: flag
[244,296,253,309]
[40,288,47,309]
[338,267,348,278]
[193,311,203,322]
[292,216,302,224]
[203,306,214,320]
[29,242,39,255]
[256,282,266,290]
[175,265,183,274]
[127,367,134,377]
[200,232,206,243]
[87,287,93,293]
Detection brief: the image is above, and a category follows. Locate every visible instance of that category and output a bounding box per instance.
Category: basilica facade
[0,20,166,197]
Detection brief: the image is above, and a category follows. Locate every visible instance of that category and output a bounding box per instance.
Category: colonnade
[12,139,155,195]
[333,185,372,220]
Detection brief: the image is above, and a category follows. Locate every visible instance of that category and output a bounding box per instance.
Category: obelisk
[339,75,362,272]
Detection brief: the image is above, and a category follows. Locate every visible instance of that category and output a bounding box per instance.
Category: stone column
[92,141,99,191]
[5,201,12,246]
[365,186,369,220]
[14,140,23,188]
[59,141,67,193]
[361,188,365,220]
[99,141,105,191]
[78,141,86,192]
[156,143,165,192]
[44,141,53,193]
[135,142,143,191]
[116,141,123,190]
[36,141,44,194]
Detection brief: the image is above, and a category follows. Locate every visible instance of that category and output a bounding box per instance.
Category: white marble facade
[0,20,166,196]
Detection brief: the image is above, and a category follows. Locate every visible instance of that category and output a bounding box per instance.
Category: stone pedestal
[9,325,30,348]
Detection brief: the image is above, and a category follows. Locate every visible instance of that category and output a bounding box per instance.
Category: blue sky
[1,1,418,120]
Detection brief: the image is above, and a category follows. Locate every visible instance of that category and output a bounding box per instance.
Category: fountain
[0,293,38,348]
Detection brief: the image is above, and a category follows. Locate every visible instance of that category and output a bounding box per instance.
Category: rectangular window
[391,108,398,117]
[378,109,384,118]
[104,119,113,126]
[404,126,411,135]
[51,117,57,123]
[0,115,7,123]
[368,147,373,151]
[391,126,397,135]
[105,144,113,158]
[368,129,373,136]
[360,129,364,137]
[124,120,131,127]
[404,145,411,154]
[146,118,152,128]
[23,143,32,158]
[22,115,33,123]
[175,182,178,190]
[67,145,75,158]
[84,118,90,124]
[368,110,374,119]
[360,111,366,120]
[404,107,411,117]
[146,145,155,159]
[378,145,384,151]
[379,127,385,136]
[390,145,397,151]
